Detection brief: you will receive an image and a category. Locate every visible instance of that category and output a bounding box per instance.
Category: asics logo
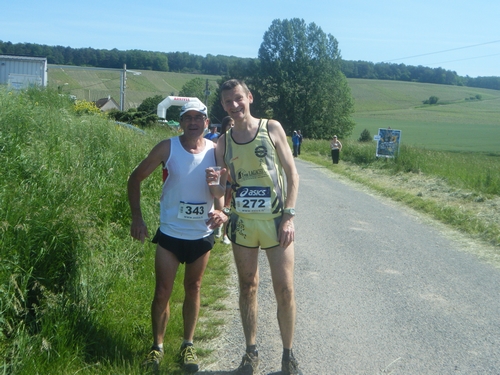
[239,187,268,197]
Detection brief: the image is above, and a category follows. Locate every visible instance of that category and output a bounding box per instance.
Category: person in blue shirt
[297,130,303,155]
[204,124,220,142]
[292,131,300,157]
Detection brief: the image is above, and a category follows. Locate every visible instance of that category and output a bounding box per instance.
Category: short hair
[220,79,250,94]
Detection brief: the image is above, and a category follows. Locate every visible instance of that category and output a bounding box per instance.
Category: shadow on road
[197,371,281,375]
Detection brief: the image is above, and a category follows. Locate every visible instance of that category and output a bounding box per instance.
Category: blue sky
[2,0,499,77]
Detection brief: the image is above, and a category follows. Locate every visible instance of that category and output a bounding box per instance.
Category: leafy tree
[358,129,372,142]
[257,18,355,139]
[179,77,205,100]
[179,78,218,119]
[137,94,164,115]
[423,96,439,105]
[467,76,500,90]
[212,58,266,123]
[167,52,203,73]
[107,108,158,127]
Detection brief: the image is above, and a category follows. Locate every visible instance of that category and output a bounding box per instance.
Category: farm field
[48,65,220,109]
[47,67,500,153]
[348,79,500,153]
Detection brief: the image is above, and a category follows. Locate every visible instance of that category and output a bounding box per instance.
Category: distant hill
[48,65,221,109]
[47,66,500,152]
[348,79,500,152]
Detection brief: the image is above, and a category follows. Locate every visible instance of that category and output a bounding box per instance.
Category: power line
[425,53,500,68]
[386,40,500,62]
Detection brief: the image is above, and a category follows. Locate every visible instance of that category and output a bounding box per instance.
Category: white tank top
[159,136,216,240]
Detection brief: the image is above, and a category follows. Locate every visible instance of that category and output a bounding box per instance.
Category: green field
[48,65,221,109]
[48,67,500,153]
[348,79,500,153]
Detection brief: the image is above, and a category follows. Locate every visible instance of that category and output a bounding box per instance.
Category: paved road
[202,159,500,375]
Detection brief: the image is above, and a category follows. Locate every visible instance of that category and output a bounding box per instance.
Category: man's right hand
[130,218,149,244]
[205,167,227,198]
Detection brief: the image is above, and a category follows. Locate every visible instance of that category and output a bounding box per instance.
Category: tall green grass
[0,87,230,374]
[302,138,500,196]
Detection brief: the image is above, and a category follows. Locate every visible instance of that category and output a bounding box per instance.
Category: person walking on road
[297,130,303,155]
[207,79,302,375]
[292,131,300,157]
[128,101,226,374]
[330,135,342,164]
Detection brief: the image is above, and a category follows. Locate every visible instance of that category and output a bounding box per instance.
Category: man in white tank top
[128,101,227,373]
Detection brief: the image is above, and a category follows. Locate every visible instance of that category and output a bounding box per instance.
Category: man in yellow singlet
[207,79,302,375]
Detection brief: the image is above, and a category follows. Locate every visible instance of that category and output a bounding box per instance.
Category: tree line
[1,40,498,90]
[0,40,244,75]
[342,60,500,89]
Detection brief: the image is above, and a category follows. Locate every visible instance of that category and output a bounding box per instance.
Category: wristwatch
[222,207,231,216]
[283,208,296,216]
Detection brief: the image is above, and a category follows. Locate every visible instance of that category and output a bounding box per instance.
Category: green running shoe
[281,354,303,375]
[235,352,259,374]
[142,346,163,373]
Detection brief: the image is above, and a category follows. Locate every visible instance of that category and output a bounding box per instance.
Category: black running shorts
[151,228,214,264]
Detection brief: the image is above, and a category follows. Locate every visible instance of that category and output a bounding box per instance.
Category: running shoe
[223,235,231,244]
[235,352,259,374]
[179,344,199,373]
[281,354,303,375]
[142,346,163,373]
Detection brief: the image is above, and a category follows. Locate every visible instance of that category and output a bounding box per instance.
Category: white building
[0,55,48,89]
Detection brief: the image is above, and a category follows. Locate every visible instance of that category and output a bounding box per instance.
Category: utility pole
[120,64,126,111]
[204,79,211,114]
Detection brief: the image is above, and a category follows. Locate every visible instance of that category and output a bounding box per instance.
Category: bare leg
[152,245,180,346]
[182,251,210,341]
[232,244,260,346]
[266,243,296,349]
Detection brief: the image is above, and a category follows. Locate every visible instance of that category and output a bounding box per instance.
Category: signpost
[375,127,402,158]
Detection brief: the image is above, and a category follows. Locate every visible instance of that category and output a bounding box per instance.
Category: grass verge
[0,87,232,374]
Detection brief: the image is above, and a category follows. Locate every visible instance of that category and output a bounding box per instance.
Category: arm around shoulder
[206,134,228,199]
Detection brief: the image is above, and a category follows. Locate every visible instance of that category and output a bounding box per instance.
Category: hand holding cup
[207,166,222,186]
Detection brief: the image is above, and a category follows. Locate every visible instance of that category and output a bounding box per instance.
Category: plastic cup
[208,166,221,185]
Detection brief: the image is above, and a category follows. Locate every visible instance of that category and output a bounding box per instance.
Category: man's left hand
[207,210,228,229]
[278,216,295,248]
